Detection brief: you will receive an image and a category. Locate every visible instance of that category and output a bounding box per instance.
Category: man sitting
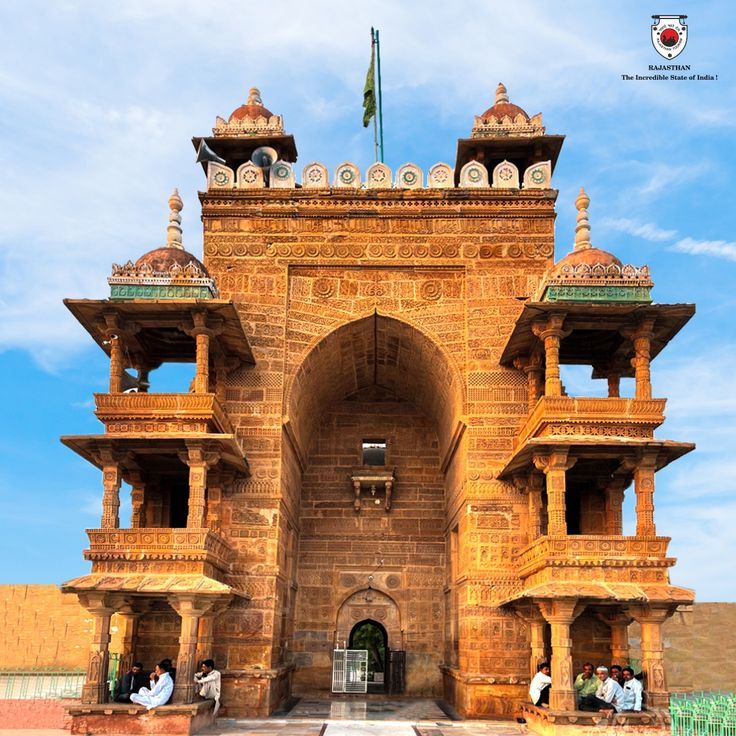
[130,660,174,710]
[574,662,598,706]
[619,666,643,712]
[115,661,146,702]
[579,666,623,716]
[529,662,552,708]
[194,658,222,716]
[610,664,624,686]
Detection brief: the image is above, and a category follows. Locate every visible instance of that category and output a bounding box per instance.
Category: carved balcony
[94,392,233,435]
[514,396,667,450]
[83,527,234,581]
[515,534,676,591]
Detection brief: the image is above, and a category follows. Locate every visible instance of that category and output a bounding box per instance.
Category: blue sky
[0,1,734,600]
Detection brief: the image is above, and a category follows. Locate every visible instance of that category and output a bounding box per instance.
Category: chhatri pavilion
[60,83,694,734]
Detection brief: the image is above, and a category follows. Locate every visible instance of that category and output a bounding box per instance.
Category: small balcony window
[362,440,387,466]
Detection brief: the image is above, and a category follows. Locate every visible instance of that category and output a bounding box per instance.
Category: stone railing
[84,528,234,577]
[514,396,667,449]
[206,158,553,192]
[516,535,673,580]
[94,392,233,435]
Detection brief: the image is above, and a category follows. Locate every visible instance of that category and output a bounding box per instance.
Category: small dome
[134,246,210,277]
[228,87,274,122]
[480,82,530,121]
[552,247,623,272]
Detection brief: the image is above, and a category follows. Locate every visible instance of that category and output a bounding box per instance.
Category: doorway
[349,619,388,693]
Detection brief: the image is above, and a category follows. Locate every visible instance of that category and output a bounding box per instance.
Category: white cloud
[671,237,736,262]
[601,217,678,242]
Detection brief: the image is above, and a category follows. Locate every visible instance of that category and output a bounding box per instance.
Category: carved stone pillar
[79,593,115,704]
[604,478,627,535]
[532,314,569,397]
[528,473,544,542]
[117,605,143,675]
[515,606,548,679]
[128,471,145,529]
[607,372,621,398]
[191,312,213,394]
[538,599,583,711]
[100,455,121,529]
[534,450,576,537]
[183,444,209,529]
[628,605,672,708]
[623,318,655,400]
[205,470,222,532]
[169,596,217,704]
[634,455,657,536]
[108,334,124,393]
[515,354,544,410]
[596,609,632,665]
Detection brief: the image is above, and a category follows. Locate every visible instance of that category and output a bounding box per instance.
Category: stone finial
[496,82,509,105]
[574,186,592,250]
[247,87,263,106]
[166,188,184,249]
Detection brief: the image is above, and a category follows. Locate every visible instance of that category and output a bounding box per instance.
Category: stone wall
[630,603,736,692]
[0,585,91,671]
[292,389,446,696]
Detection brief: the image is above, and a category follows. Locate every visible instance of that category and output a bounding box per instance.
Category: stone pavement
[204,698,524,736]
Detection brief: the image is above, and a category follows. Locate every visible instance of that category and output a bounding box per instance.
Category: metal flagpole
[371,28,379,162]
[375,29,384,163]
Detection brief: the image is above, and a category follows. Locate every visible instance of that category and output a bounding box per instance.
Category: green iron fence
[671,692,736,736]
[0,654,122,701]
[0,671,85,699]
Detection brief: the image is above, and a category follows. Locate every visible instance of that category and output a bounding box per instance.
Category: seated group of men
[529,661,643,715]
[114,658,222,715]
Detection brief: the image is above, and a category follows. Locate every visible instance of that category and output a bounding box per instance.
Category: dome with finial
[228,87,274,122]
[471,83,544,138]
[480,82,531,122]
[537,187,653,304]
[213,86,285,137]
[109,190,218,300]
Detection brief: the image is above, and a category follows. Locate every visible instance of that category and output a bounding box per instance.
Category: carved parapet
[84,528,234,578]
[94,392,233,435]
[514,396,666,449]
[515,534,674,580]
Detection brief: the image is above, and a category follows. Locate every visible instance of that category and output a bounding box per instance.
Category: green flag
[362,42,376,128]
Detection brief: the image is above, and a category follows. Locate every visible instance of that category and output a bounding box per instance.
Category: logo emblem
[651,15,688,59]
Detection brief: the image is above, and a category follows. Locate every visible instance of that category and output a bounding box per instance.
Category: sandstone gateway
[60,84,694,731]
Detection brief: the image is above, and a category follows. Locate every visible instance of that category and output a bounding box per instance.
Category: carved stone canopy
[350,469,395,512]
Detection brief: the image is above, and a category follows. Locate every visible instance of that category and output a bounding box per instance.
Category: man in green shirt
[574,662,598,706]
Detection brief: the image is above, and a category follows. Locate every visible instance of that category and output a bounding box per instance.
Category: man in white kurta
[130,664,174,709]
[620,667,643,712]
[529,662,552,707]
[194,659,221,716]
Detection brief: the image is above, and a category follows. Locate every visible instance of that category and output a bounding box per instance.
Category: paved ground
[204,698,525,736]
[0,699,525,736]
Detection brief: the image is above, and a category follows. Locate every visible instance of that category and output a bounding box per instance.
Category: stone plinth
[520,704,670,736]
[221,665,293,717]
[441,665,528,718]
[68,700,215,735]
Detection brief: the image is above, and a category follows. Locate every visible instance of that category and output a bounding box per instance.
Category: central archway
[284,315,465,698]
[284,313,465,463]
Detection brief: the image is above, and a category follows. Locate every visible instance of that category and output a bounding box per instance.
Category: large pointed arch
[283,313,465,465]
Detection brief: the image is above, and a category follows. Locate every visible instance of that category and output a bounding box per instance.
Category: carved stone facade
[61,84,694,724]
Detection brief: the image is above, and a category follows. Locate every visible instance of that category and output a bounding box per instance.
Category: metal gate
[331,649,368,693]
